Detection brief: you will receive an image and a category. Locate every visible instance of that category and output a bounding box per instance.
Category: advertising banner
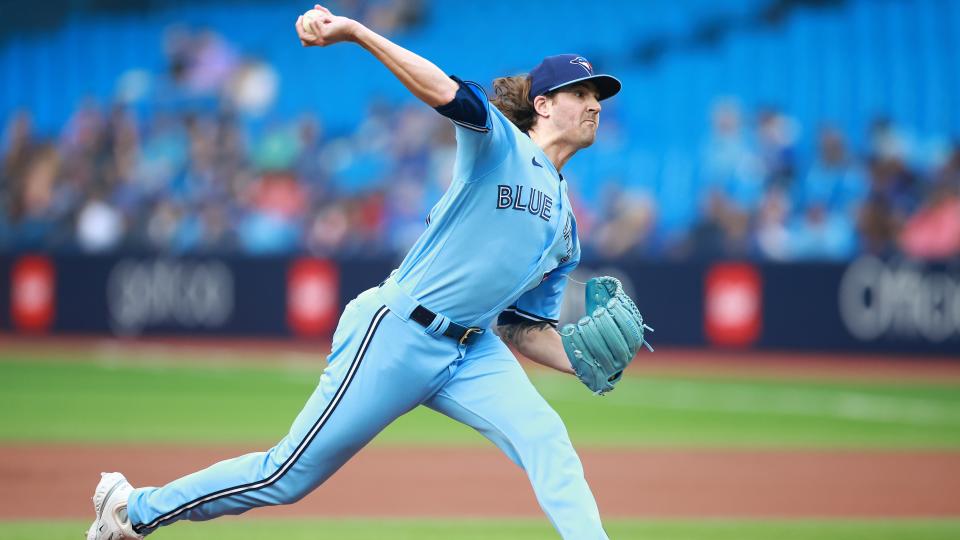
[0,255,354,338]
[1,254,957,356]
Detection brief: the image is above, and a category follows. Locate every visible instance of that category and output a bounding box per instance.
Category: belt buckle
[459,327,481,346]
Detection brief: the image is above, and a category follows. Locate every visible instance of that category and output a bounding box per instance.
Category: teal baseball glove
[559,276,653,395]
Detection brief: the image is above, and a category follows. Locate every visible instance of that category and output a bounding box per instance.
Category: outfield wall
[0,254,958,355]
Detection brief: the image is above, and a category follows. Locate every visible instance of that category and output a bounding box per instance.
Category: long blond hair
[491,75,537,132]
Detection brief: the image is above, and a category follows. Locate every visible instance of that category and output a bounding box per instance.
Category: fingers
[296,12,323,46]
[296,15,310,37]
[295,15,308,45]
[314,4,333,16]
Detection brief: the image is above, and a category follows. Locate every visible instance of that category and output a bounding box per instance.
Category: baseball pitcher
[87,5,652,540]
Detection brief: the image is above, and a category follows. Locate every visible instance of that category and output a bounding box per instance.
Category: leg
[125,291,458,535]
[425,333,609,540]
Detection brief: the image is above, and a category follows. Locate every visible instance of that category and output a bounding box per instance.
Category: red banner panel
[287,258,339,337]
[705,262,762,347]
[11,255,56,333]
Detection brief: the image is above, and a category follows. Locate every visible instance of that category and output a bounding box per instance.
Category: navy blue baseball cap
[528,54,621,102]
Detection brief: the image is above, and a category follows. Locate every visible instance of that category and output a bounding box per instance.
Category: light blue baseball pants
[127,285,608,539]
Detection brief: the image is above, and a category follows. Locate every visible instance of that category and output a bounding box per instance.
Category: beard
[577,123,598,148]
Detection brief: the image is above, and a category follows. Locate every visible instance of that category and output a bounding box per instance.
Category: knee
[260,455,317,506]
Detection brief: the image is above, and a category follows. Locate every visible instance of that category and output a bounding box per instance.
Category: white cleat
[85,472,143,540]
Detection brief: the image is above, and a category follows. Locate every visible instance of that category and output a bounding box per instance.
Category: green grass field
[2,347,959,539]
[1,353,959,448]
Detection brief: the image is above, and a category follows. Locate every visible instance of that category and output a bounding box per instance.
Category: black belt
[410,304,484,346]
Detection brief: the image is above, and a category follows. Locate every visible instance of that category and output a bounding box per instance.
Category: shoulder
[488,102,522,132]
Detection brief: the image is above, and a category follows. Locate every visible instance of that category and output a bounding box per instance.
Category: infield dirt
[5,445,960,520]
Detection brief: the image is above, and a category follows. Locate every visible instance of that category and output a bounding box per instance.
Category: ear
[533,95,552,118]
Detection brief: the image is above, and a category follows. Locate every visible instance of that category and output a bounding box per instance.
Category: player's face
[548,83,602,148]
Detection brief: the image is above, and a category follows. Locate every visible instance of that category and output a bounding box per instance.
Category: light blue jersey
[394,81,581,328]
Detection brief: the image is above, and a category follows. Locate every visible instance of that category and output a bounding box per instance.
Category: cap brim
[547,74,622,101]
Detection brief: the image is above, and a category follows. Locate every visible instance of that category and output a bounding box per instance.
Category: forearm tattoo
[497,321,555,348]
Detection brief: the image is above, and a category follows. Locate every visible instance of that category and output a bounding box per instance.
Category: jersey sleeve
[433,76,515,183]
[496,267,573,329]
[434,75,489,131]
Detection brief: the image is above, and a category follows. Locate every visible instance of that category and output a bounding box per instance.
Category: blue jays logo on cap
[528,53,621,102]
[570,57,593,75]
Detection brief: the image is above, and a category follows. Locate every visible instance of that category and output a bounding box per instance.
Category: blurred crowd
[2,27,958,261]
[0,100,456,257]
[656,100,960,261]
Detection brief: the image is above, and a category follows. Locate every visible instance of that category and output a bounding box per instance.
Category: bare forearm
[518,329,575,374]
[352,25,458,107]
[498,323,575,375]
